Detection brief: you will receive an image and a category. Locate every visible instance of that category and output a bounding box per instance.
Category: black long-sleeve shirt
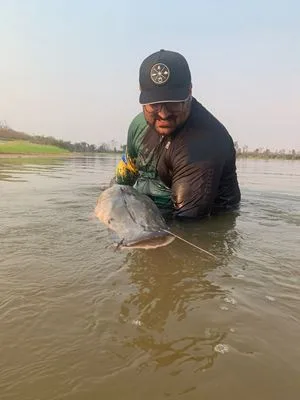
[116,97,241,218]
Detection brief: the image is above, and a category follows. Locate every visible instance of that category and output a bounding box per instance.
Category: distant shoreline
[0,152,121,159]
[0,152,298,160]
[0,153,72,158]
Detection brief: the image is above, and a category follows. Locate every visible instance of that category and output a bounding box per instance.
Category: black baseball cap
[139,49,192,105]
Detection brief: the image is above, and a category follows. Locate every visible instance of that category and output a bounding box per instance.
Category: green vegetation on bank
[0,127,123,154]
[0,140,68,154]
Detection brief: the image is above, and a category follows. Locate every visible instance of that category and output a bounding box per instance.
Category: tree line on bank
[233,142,299,160]
[0,126,299,160]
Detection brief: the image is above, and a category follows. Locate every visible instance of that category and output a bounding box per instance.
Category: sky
[0,0,299,151]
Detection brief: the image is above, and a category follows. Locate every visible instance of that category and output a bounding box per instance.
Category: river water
[0,156,299,400]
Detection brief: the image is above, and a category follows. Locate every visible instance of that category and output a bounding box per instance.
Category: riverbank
[0,152,121,159]
[0,140,70,155]
[0,153,72,158]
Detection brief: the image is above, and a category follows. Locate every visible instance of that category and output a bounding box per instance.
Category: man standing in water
[115,49,240,219]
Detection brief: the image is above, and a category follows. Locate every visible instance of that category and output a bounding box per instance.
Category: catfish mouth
[121,230,175,249]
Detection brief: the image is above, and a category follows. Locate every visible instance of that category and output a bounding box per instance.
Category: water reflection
[120,251,218,330]
[71,154,119,169]
[0,157,68,182]
[0,154,119,183]
[118,213,240,372]
[168,211,242,262]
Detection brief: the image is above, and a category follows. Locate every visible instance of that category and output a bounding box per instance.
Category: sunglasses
[144,97,190,114]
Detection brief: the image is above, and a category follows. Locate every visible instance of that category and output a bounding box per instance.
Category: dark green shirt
[116,112,172,209]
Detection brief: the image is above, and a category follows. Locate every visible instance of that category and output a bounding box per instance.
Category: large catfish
[94,184,175,249]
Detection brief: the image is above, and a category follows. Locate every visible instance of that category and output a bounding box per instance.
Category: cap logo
[150,63,170,85]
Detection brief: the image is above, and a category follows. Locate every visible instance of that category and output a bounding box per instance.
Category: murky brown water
[0,156,299,400]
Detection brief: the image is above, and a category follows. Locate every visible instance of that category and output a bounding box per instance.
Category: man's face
[143,96,192,136]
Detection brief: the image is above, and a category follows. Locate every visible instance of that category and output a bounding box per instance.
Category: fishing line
[162,229,218,260]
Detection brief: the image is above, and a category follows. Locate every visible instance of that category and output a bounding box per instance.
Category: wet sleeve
[171,161,224,218]
[115,114,144,186]
[169,134,230,219]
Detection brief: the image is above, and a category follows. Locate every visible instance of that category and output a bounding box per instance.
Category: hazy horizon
[1,0,299,151]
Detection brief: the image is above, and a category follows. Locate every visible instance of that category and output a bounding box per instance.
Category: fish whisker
[161,229,217,259]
